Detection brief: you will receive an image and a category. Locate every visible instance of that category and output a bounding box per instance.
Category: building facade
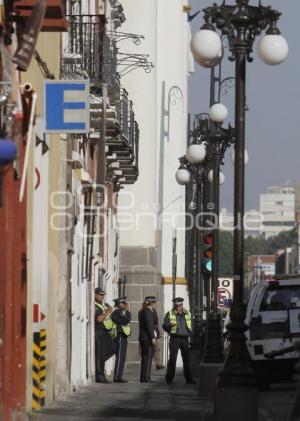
[1,0,141,418]
[118,0,193,363]
[259,185,296,239]
[220,207,262,238]
[0,2,67,419]
[1,0,197,416]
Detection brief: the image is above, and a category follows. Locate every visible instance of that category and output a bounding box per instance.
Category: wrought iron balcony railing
[133,121,139,170]
[62,14,153,84]
[62,14,105,82]
[106,89,139,185]
[61,13,140,185]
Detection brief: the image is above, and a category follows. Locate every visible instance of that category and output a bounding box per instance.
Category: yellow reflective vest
[111,310,131,338]
[120,311,131,337]
[168,309,192,335]
[95,302,113,331]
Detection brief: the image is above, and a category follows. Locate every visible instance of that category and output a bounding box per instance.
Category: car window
[260,285,300,311]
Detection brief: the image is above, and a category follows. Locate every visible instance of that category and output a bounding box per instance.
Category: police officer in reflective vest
[163,297,195,384]
[111,297,131,383]
[138,296,156,383]
[95,288,115,383]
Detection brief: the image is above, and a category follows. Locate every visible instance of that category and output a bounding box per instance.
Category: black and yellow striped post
[32,329,47,410]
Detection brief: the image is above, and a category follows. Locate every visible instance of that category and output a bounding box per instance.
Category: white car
[245,276,300,389]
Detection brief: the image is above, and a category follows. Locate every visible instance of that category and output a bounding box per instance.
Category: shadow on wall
[157,81,184,275]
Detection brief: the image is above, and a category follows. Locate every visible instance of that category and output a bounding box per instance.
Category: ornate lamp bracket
[203,2,282,62]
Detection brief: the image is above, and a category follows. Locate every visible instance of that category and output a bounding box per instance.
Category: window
[260,285,300,311]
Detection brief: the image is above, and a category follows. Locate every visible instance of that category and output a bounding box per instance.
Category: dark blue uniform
[111,308,131,382]
[163,310,194,384]
[138,306,156,382]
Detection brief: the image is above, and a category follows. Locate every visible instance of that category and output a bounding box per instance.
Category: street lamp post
[177,110,233,365]
[194,165,205,349]
[176,140,207,354]
[197,113,233,365]
[191,1,288,420]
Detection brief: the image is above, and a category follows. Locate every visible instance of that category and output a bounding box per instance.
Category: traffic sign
[44,80,90,133]
[218,278,233,307]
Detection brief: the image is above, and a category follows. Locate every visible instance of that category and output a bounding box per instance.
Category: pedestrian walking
[138,296,156,383]
[94,288,115,383]
[152,307,165,370]
[111,297,131,383]
[163,297,195,384]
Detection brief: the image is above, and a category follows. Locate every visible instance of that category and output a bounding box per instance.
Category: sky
[188,0,300,212]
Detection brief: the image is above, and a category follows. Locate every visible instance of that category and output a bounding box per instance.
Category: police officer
[111,297,131,383]
[163,297,195,384]
[138,296,156,383]
[95,288,115,383]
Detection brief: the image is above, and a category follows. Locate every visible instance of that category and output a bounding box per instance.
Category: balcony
[62,15,106,83]
[13,0,68,31]
[106,90,139,186]
[61,13,139,186]
[62,15,122,96]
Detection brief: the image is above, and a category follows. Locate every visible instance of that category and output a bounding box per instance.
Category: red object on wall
[33,304,46,323]
[13,0,68,31]
[0,120,27,419]
[33,304,39,323]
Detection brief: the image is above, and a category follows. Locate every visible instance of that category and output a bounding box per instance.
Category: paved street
[28,365,297,421]
[259,384,296,421]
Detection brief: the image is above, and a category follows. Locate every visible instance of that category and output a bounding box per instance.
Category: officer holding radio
[111,297,131,383]
[95,288,115,383]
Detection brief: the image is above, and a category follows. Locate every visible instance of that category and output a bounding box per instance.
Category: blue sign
[44,80,90,133]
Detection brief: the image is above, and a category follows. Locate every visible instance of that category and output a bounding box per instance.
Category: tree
[218,228,298,277]
[265,229,298,255]
[219,231,233,276]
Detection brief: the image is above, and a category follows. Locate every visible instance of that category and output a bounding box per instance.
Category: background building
[248,255,276,281]
[220,207,262,238]
[259,185,295,239]
[275,182,300,275]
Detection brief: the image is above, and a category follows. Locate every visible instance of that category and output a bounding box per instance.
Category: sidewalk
[29,366,214,421]
[28,364,296,421]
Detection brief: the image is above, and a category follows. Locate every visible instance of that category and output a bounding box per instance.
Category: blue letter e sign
[44,80,90,133]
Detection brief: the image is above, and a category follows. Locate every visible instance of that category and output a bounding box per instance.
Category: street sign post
[44,80,90,133]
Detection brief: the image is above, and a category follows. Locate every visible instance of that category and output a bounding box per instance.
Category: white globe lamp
[257,34,288,65]
[208,169,225,185]
[209,103,228,123]
[192,47,223,68]
[190,29,222,63]
[175,168,191,185]
[186,143,206,164]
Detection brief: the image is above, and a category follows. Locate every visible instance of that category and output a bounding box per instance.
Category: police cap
[95,287,106,295]
[173,297,184,305]
[144,296,156,304]
[113,297,128,305]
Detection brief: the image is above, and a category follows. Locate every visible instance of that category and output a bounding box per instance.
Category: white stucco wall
[118,0,191,279]
[117,0,159,248]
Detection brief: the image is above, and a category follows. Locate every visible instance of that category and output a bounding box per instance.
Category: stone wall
[120,246,164,364]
